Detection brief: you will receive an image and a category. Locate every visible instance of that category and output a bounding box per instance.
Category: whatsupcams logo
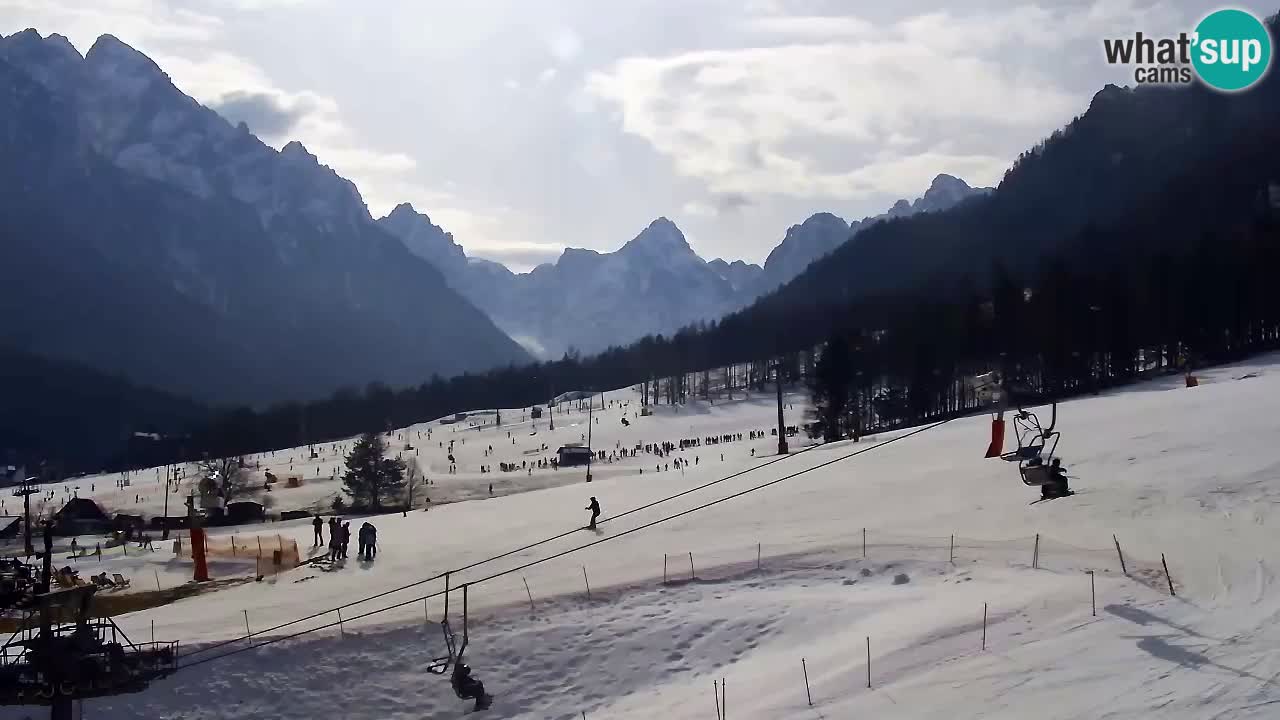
[1103,8,1273,91]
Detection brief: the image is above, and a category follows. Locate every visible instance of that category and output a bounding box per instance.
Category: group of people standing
[312,515,378,562]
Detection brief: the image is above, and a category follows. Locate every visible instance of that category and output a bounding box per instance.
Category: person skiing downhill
[585,496,601,530]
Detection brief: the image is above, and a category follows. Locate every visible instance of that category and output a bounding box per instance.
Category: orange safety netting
[174,533,301,569]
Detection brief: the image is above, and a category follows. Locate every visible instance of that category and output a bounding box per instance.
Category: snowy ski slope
[6,355,1280,719]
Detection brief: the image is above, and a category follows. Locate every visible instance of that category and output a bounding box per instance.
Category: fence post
[950,534,955,564]
[424,597,430,627]
[151,619,155,645]
[582,565,592,600]
[243,609,251,640]
[337,607,345,637]
[982,603,987,651]
[1087,571,1096,616]
[1113,534,1128,575]
[1033,534,1040,569]
[862,528,866,558]
[866,637,871,688]
[722,677,726,719]
[523,576,536,613]
[154,570,161,592]
[1161,553,1176,596]
[802,658,813,706]
[257,537,263,557]
[714,680,721,720]
[232,535,237,557]
[689,551,696,581]
[757,542,761,571]
[663,554,668,585]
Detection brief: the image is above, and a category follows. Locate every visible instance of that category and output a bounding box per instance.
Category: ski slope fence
[476,530,1172,618]
[174,533,301,575]
[170,527,1173,665]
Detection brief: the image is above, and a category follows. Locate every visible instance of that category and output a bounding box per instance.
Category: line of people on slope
[312,514,378,562]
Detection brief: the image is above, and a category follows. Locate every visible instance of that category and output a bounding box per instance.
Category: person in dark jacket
[359,522,378,560]
[451,664,492,710]
[585,497,601,530]
[328,527,341,561]
[340,523,352,559]
[356,522,368,560]
[312,515,324,547]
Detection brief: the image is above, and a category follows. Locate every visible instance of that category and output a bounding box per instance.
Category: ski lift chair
[434,583,491,709]
[425,619,458,675]
[426,575,462,675]
[1017,458,1053,486]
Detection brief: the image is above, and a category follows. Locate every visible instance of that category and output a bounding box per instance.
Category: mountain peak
[1,28,79,57]
[83,34,167,98]
[798,212,849,230]
[0,29,85,85]
[280,140,317,163]
[914,174,983,212]
[85,34,156,70]
[376,202,465,274]
[887,198,914,217]
[927,173,970,193]
[621,216,694,255]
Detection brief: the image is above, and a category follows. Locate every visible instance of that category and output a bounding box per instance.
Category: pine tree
[807,335,854,442]
[341,432,405,512]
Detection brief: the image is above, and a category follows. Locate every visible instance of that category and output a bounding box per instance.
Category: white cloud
[0,0,222,49]
[743,15,874,38]
[547,26,583,63]
[585,2,1181,200]
[203,0,312,10]
[683,201,716,217]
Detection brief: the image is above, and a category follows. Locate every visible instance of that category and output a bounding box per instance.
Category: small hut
[53,498,110,536]
[556,444,593,467]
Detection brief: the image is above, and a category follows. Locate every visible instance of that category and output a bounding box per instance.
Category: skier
[585,496,601,530]
[451,663,493,710]
[312,515,324,547]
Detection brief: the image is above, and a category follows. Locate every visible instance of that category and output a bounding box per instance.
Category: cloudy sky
[2,0,1271,270]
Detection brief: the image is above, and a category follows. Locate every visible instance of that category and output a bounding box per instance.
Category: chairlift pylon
[1,576,178,717]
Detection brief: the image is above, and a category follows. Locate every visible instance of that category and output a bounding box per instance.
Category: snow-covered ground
[6,356,1280,719]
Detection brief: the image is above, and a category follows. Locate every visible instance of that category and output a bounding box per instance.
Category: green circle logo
[1192,9,1272,91]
